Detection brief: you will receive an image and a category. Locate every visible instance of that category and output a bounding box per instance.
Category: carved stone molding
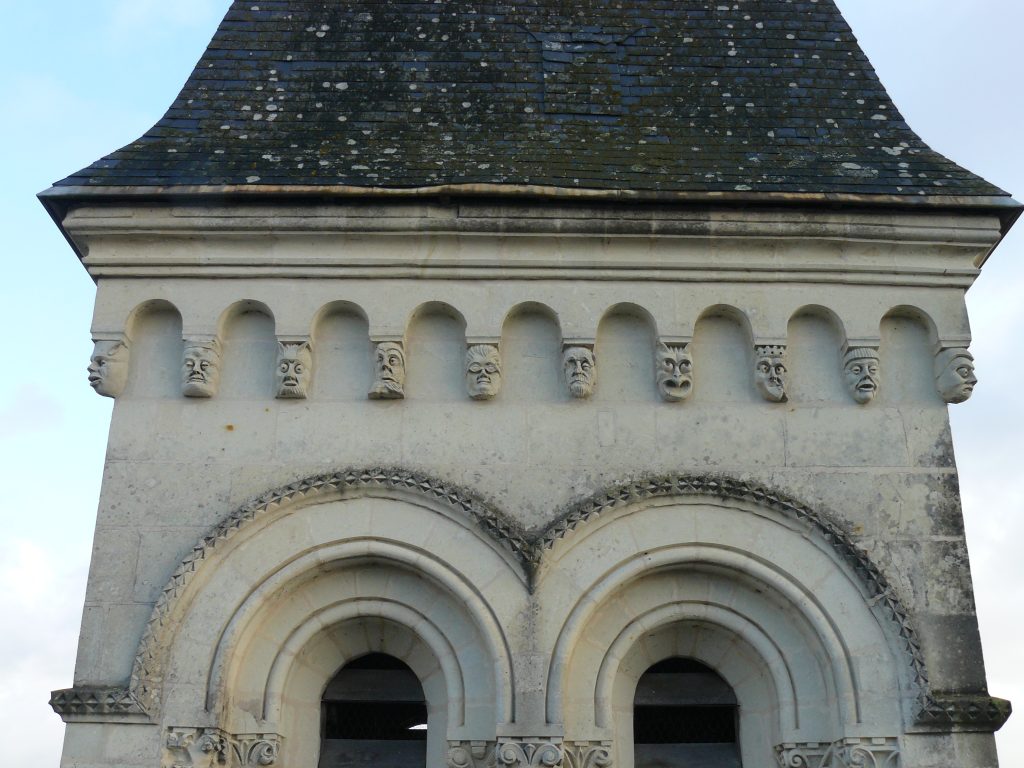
[130,468,529,712]
[914,693,1012,732]
[538,475,930,704]
[448,740,497,768]
[49,686,147,721]
[163,728,281,768]
[496,739,565,767]
[775,738,900,768]
[129,471,929,719]
[563,741,613,768]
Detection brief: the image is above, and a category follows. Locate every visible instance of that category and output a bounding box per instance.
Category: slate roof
[47,0,1011,202]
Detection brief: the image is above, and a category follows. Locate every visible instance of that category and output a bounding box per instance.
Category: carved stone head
[87,340,129,398]
[182,340,222,398]
[754,345,787,402]
[655,342,694,402]
[276,341,313,399]
[369,341,406,399]
[465,344,502,400]
[934,347,977,404]
[843,346,880,404]
[563,346,596,399]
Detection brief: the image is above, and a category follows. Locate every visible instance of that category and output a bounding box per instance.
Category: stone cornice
[59,203,1001,285]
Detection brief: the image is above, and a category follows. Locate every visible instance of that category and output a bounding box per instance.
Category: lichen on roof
[51,0,1008,199]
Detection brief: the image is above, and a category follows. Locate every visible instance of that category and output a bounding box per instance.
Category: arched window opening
[634,657,741,768]
[319,653,427,768]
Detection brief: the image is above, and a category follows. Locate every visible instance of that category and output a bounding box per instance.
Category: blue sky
[2,1,1021,764]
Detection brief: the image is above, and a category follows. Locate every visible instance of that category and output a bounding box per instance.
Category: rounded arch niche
[134,470,529,767]
[537,476,922,766]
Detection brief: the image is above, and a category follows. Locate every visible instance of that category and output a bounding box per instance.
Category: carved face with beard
[275,342,313,399]
[934,348,977,404]
[87,340,129,398]
[754,345,787,402]
[563,346,596,399]
[369,341,406,399]
[843,347,880,404]
[182,340,222,398]
[465,344,501,400]
[655,342,694,402]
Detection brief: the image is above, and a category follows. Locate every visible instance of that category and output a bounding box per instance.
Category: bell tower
[43,2,1017,766]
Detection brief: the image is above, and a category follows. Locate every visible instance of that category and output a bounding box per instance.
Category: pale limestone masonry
[47,201,1013,768]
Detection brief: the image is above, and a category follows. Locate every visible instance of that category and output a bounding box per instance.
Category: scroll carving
[655,342,693,402]
[88,339,130,398]
[182,339,222,398]
[934,347,976,404]
[466,344,502,400]
[563,741,613,768]
[369,341,406,399]
[275,341,313,399]
[448,740,497,768]
[754,344,787,402]
[497,740,565,767]
[774,738,899,768]
[563,346,596,399]
[842,346,879,404]
[163,728,281,768]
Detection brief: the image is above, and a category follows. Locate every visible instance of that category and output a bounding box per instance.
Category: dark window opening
[634,657,741,768]
[319,653,427,768]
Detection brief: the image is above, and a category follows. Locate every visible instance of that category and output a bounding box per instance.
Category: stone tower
[42,3,1018,767]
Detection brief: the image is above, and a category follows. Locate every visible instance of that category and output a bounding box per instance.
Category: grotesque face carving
[655,342,694,402]
[87,340,129,398]
[182,341,222,398]
[843,347,880,404]
[369,341,406,399]
[276,342,313,399]
[465,345,502,400]
[754,345,787,402]
[934,348,977,404]
[563,346,596,399]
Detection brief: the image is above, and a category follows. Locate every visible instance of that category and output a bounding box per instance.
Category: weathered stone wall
[54,204,1006,768]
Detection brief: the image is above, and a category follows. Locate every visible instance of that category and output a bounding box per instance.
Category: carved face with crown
[87,340,129,398]
[656,342,694,402]
[934,348,976,404]
[182,340,222,398]
[369,341,406,399]
[843,347,879,404]
[276,342,313,399]
[755,345,787,402]
[465,344,501,400]
[563,346,596,399]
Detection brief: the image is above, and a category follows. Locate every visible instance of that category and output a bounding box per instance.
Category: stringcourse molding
[537,473,933,714]
[129,468,945,724]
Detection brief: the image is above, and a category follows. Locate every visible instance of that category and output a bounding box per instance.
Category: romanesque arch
[134,469,530,767]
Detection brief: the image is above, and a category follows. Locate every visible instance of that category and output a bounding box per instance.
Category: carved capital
[774,738,900,768]
[163,728,281,768]
[563,741,613,768]
[448,740,497,768]
[497,739,565,767]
